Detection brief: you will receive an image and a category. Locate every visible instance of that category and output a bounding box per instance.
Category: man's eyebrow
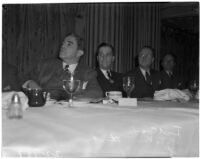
[67,40,73,44]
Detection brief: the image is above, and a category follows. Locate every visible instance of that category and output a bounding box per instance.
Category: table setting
[2,76,199,157]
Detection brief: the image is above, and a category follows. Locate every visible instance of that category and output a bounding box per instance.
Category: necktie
[145,71,152,85]
[168,72,173,78]
[64,65,69,72]
[62,65,70,80]
[107,71,114,83]
[107,71,112,79]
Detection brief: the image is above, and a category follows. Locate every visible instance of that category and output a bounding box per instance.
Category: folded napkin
[2,91,29,111]
[195,90,199,99]
[181,89,193,98]
[154,89,190,102]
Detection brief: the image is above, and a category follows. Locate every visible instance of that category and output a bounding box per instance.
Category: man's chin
[101,66,110,70]
[140,64,152,69]
[59,56,70,61]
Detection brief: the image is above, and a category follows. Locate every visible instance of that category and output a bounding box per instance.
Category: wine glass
[63,79,80,107]
[123,76,135,98]
[189,80,199,96]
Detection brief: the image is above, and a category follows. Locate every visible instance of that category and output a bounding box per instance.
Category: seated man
[126,46,160,98]
[2,62,21,91]
[159,53,185,90]
[23,33,103,100]
[95,43,124,96]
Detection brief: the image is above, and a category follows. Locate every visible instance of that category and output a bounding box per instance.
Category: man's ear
[97,55,99,62]
[112,56,115,62]
[151,57,154,63]
[173,61,176,66]
[161,61,164,67]
[77,50,84,57]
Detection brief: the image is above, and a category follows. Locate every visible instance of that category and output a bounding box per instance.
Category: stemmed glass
[63,77,80,107]
[189,80,199,96]
[123,76,135,98]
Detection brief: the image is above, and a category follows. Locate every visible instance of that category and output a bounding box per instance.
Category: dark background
[2,2,199,83]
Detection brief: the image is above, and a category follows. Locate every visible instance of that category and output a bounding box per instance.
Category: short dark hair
[95,42,115,68]
[139,46,155,57]
[161,53,176,63]
[64,32,84,51]
[96,42,115,56]
[159,53,177,70]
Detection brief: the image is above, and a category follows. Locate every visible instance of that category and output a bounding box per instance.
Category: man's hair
[95,42,115,68]
[160,53,177,70]
[96,42,115,56]
[161,53,176,63]
[64,32,84,51]
[138,46,155,57]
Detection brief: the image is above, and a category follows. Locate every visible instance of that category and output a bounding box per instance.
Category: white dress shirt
[139,67,150,80]
[62,62,78,74]
[62,62,88,90]
[100,69,110,80]
[165,70,173,77]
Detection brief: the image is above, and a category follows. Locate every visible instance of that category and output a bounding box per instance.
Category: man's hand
[3,85,11,91]
[22,80,41,89]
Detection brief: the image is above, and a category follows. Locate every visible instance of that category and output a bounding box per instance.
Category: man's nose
[101,56,107,60]
[142,54,147,58]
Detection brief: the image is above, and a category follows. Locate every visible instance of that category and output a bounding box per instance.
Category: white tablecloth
[2,100,199,157]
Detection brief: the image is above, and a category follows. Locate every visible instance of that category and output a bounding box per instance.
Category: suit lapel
[138,68,152,85]
[56,59,65,77]
[163,71,171,80]
[73,63,85,81]
[97,68,109,82]
[137,68,146,82]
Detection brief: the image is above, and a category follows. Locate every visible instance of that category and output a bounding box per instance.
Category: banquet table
[2,99,199,157]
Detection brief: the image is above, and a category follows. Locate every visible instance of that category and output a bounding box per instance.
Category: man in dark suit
[127,46,160,98]
[159,54,184,90]
[2,62,20,91]
[23,33,103,100]
[95,43,124,96]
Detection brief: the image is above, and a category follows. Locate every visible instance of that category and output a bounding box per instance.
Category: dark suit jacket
[96,68,124,97]
[2,62,20,91]
[159,70,185,90]
[127,67,160,98]
[27,58,103,100]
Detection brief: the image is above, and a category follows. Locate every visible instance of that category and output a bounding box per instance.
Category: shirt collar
[166,70,172,73]
[139,67,150,77]
[62,62,78,74]
[165,70,173,75]
[100,69,110,79]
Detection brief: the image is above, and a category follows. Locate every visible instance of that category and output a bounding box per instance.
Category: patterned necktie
[64,65,69,72]
[62,65,69,80]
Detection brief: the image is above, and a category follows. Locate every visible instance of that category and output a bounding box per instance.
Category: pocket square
[154,89,190,102]
[82,81,88,90]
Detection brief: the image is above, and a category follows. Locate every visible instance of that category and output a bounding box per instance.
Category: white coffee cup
[105,91,122,101]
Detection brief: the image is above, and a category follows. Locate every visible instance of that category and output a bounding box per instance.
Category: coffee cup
[25,88,47,107]
[105,91,122,101]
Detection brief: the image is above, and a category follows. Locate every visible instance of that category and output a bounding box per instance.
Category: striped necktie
[64,65,69,72]
[62,65,70,80]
